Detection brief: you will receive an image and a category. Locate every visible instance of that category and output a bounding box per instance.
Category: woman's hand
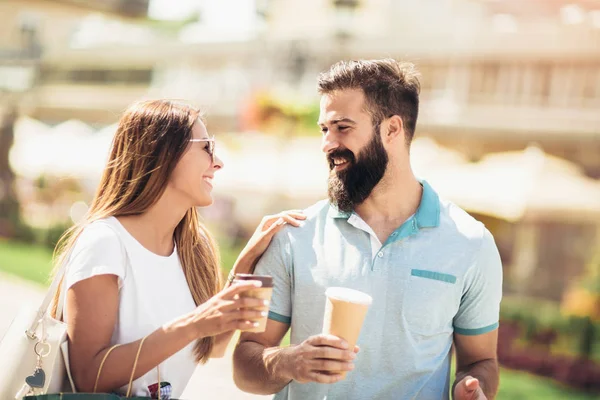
[191,281,269,338]
[232,210,306,275]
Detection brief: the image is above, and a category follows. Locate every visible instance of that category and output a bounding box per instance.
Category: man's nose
[321,131,339,154]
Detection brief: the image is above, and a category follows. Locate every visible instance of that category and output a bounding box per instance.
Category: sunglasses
[189,136,216,163]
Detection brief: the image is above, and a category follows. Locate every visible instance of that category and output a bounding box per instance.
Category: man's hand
[453,375,487,400]
[282,334,358,384]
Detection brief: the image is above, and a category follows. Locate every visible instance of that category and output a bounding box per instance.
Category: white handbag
[0,250,77,399]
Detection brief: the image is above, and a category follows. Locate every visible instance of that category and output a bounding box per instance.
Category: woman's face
[168,119,223,207]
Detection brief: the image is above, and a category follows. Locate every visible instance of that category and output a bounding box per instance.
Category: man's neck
[354,169,422,231]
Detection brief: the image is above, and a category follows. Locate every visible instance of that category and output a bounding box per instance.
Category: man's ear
[382,115,404,143]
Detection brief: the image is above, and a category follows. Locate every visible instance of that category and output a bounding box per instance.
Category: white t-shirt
[63,216,197,397]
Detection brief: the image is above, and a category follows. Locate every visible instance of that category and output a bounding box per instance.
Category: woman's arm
[209,249,265,359]
[66,275,198,392]
[208,211,306,358]
[67,275,268,392]
[225,210,307,288]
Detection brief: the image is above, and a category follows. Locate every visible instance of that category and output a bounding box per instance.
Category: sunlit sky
[148,0,257,28]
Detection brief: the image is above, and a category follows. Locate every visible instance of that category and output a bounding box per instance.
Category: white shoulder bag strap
[25,243,75,338]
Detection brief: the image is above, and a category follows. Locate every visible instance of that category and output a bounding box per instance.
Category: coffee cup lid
[325,287,372,305]
[234,273,273,288]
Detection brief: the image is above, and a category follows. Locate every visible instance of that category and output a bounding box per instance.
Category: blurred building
[234,0,600,301]
[0,0,151,123]
[261,0,600,178]
[6,1,599,173]
[2,0,599,300]
[0,0,149,50]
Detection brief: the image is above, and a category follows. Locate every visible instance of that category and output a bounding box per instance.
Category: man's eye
[338,126,349,131]
[320,127,328,134]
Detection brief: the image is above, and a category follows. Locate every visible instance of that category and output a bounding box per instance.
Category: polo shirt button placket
[372,249,385,271]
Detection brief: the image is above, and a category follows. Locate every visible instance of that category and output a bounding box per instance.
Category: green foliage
[449,360,598,399]
[0,240,54,285]
[501,296,600,361]
[218,242,244,277]
[581,251,600,294]
[496,368,598,399]
[253,92,321,136]
[12,222,72,250]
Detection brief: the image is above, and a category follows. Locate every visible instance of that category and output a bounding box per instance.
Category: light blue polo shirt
[254,181,503,400]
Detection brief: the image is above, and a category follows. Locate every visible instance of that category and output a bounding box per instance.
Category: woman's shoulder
[69,217,127,265]
[65,217,127,288]
[75,217,122,249]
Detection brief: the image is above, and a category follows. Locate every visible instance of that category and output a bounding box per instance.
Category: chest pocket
[402,269,460,336]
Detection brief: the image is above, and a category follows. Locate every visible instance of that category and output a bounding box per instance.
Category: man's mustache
[327,148,355,170]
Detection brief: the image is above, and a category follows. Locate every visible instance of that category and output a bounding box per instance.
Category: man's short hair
[317,59,421,143]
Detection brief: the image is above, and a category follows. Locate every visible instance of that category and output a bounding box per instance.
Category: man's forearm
[233,341,293,395]
[454,358,499,399]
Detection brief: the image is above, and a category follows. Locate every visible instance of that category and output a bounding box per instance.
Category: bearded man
[233,59,502,400]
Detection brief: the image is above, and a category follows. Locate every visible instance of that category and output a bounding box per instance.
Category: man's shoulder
[270,199,330,246]
[437,197,488,244]
[434,198,501,275]
[302,199,331,220]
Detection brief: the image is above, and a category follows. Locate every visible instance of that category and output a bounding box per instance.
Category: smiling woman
[34,99,306,398]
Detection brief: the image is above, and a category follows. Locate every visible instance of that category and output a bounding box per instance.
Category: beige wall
[0,0,140,53]
[265,0,391,40]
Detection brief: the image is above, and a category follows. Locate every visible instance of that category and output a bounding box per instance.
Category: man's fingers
[312,346,356,361]
[309,358,354,372]
[475,387,487,400]
[454,375,486,400]
[307,334,349,349]
[464,376,479,392]
[306,371,345,384]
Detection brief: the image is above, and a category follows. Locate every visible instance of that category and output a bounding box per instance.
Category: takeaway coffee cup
[322,287,373,376]
[233,274,273,332]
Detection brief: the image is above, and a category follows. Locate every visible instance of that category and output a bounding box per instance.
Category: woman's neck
[117,192,189,257]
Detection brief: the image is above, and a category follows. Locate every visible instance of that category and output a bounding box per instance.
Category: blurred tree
[0,15,43,238]
[562,248,600,359]
[0,107,20,237]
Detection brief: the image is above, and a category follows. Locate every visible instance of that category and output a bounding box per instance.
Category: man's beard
[327,130,388,213]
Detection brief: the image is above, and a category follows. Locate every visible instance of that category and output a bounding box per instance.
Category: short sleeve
[254,229,293,325]
[453,228,503,335]
[65,222,127,292]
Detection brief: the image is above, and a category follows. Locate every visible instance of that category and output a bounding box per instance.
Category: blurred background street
[0,0,599,398]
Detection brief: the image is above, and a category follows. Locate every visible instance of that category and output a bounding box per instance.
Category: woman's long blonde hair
[50,99,222,363]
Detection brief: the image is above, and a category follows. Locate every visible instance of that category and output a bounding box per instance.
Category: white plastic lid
[325,287,373,305]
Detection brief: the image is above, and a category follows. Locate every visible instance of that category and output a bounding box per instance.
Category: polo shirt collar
[327,180,440,229]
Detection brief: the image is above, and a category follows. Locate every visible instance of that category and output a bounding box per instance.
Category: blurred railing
[53,0,150,17]
[419,94,600,138]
